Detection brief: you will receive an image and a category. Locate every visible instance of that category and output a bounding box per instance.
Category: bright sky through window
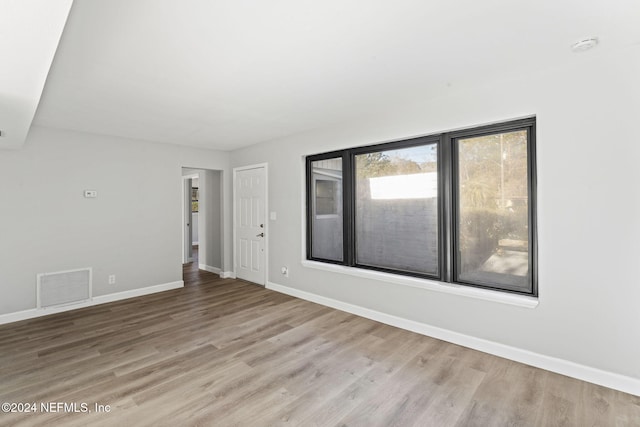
[369,172,438,200]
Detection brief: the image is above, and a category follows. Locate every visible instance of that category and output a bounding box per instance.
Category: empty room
[1,0,639,425]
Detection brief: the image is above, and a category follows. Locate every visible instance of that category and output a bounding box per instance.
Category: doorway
[182,168,223,278]
[234,164,267,285]
[182,175,196,264]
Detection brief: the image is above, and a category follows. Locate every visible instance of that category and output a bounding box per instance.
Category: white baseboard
[266,281,640,397]
[93,281,183,304]
[220,271,236,279]
[0,281,184,325]
[199,264,221,275]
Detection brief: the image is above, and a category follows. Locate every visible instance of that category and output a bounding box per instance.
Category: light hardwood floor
[1,258,638,426]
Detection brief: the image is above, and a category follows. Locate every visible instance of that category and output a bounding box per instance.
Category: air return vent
[37,268,92,309]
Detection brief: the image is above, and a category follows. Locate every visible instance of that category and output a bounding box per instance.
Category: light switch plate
[84,190,98,198]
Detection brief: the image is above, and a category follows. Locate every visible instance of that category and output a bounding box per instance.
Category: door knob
[256,232,264,237]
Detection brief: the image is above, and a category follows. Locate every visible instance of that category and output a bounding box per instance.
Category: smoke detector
[571,37,599,52]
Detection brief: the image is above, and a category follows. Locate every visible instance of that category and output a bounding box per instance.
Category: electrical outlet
[281,266,288,277]
[108,274,116,285]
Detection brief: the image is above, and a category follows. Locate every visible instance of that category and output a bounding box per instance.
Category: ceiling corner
[0,0,73,149]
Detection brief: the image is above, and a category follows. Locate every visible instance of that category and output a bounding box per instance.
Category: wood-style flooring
[1,248,638,426]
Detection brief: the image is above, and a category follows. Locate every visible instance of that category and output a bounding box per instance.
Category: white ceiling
[0,0,72,149]
[8,0,640,151]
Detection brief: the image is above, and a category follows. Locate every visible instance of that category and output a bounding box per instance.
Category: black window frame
[306,117,537,296]
[449,119,537,295]
[306,150,351,265]
[350,135,444,280]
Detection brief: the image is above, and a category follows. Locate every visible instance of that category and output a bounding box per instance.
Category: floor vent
[37,268,92,309]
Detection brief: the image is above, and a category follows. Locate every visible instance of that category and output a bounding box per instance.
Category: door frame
[233,163,268,285]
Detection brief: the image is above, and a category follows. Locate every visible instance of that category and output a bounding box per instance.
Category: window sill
[301,260,539,308]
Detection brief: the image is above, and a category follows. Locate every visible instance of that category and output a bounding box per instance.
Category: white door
[183,178,193,263]
[235,167,266,285]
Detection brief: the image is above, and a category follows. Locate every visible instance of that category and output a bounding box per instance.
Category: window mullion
[440,134,453,283]
[343,151,355,266]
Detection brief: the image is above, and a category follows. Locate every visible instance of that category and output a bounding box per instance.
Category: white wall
[203,170,223,270]
[191,213,199,244]
[0,126,231,315]
[230,46,640,387]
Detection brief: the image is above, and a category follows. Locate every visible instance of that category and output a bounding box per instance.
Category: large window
[306,118,537,295]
